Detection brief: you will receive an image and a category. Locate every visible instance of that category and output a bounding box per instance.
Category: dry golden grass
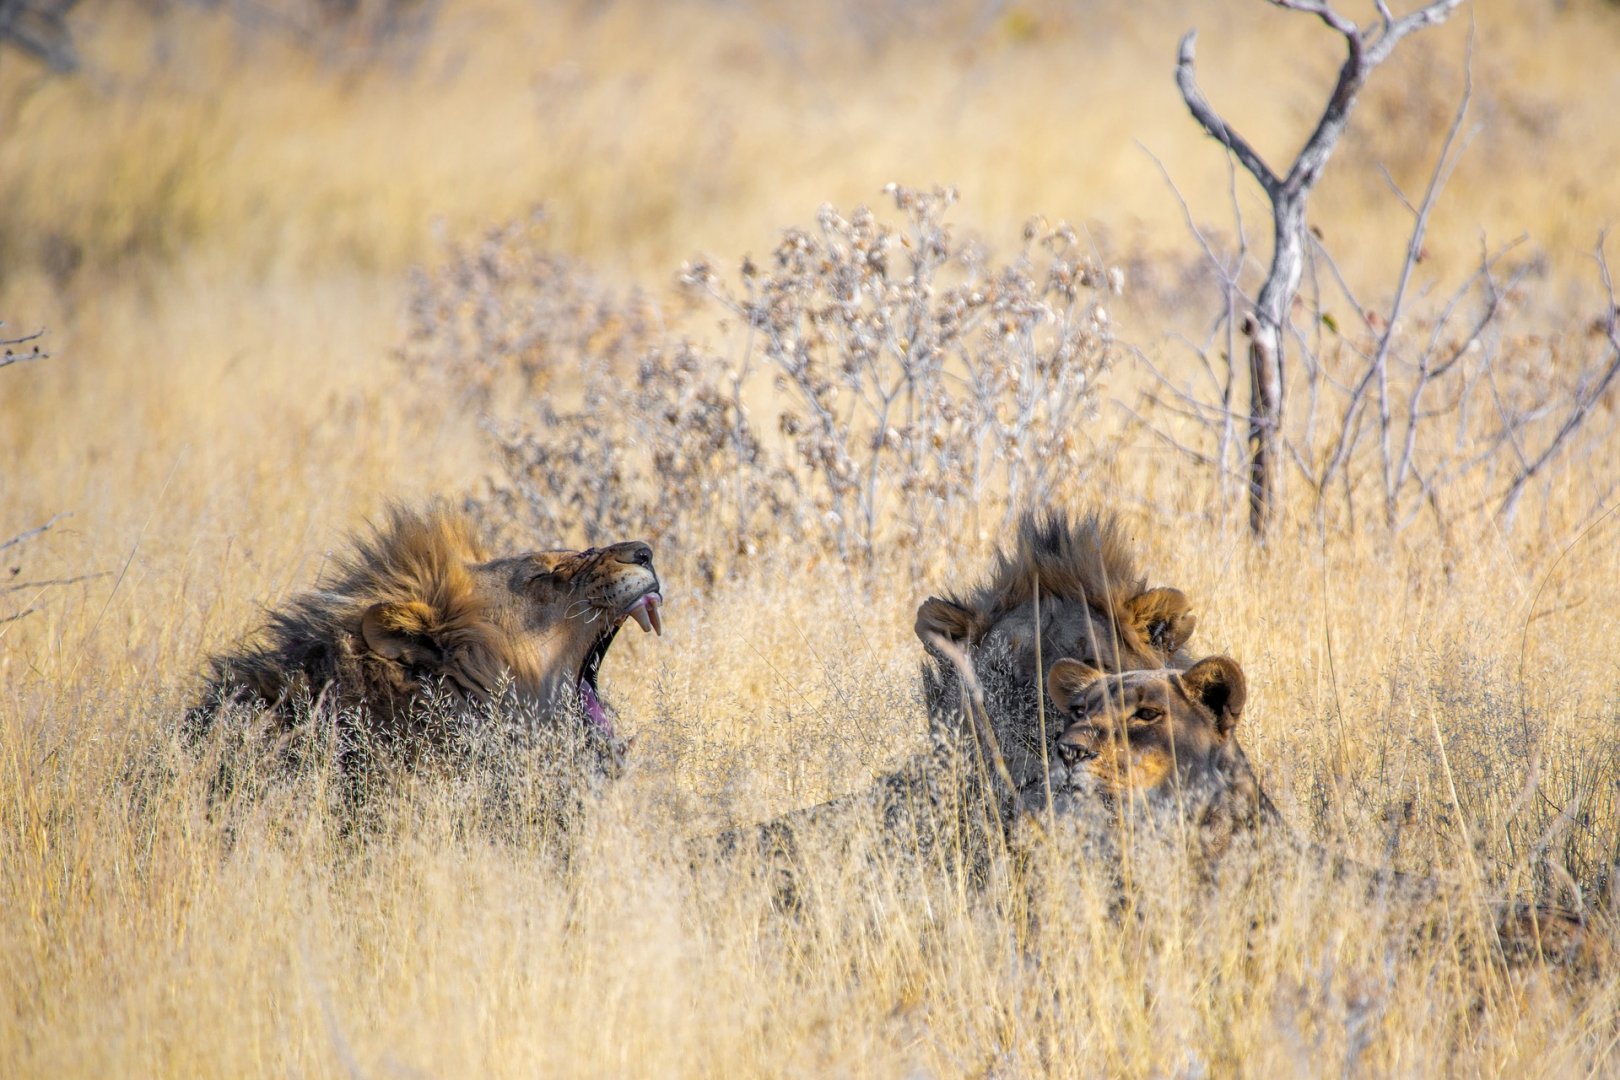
[4,0,1620,1075]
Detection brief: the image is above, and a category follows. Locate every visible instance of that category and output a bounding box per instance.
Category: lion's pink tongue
[580,678,613,737]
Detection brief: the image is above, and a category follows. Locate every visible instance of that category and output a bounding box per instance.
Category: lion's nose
[616,542,654,568]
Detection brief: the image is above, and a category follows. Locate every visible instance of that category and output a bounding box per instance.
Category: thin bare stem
[0,512,67,555]
[1499,234,1620,523]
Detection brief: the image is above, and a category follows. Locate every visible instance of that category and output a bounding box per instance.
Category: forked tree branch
[1175,0,1464,534]
[1175,32,1281,199]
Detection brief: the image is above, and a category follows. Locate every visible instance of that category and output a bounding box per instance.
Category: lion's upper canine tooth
[647,595,663,636]
[630,604,654,633]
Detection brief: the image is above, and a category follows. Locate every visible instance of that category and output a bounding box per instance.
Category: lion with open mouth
[186,505,664,780]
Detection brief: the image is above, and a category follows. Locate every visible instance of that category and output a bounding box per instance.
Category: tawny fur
[917,510,1199,796]
[188,505,661,777]
[193,510,505,731]
[715,510,1200,890]
[1042,658,1610,975]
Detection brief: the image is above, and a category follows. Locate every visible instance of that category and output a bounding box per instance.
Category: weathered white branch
[1175,32,1281,199]
[1175,0,1465,534]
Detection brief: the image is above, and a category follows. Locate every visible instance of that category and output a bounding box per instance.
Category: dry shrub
[684,184,1119,560]
[1130,221,1620,540]
[402,185,1122,571]
[398,210,661,413]
[399,210,791,572]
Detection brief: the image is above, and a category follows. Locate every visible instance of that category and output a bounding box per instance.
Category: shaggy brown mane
[960,511,1146,632]
[313,507,513,692]
[195,506,512,723]
[314,506,488,630]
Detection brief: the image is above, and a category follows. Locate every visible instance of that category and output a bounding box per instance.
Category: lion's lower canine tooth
[631,605,654,633]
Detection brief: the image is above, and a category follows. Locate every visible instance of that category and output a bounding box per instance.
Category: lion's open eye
[1132,707,1163,724]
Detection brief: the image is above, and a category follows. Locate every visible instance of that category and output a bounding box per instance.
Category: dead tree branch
[3,569,109,593]
[1316,22,1477,515]
[1175,0,1464,535]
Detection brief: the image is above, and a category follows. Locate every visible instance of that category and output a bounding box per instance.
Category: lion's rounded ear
[915,596,984,647]
[1181,656,1246,736]
[360,601,444,667]
[1124,587,1197,656]
[1047,658,1103,712]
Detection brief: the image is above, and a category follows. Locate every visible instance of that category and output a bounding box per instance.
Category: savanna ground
[4,0,1620,1074]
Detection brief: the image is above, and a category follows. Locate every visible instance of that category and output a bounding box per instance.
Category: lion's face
[915,585,1197,789]
[358,539,663,739]
[1044,656,1246,803]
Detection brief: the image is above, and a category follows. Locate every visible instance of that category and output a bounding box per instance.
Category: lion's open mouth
[578,590,663,736]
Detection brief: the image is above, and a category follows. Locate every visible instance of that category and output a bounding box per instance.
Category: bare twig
[0,324,46,346]
[1499,234,1620,523]
[3,570,110,593]
[0,324,49,370]
[0,512,66,555]
[1374,22,1477,518]
[1119,398,1229,472]
[0,351,44,371]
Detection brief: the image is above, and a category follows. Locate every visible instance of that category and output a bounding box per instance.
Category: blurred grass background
[3,1,1620,1074]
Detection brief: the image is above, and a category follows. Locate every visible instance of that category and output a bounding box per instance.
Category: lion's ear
[360,601,445,667]
[915,596,985,647]
[1181,656,1246,736]
[1047,657,1103,712]
[1124,587,1196,656]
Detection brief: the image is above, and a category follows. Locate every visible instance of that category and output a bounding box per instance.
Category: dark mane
[191,505,507,731]
[962,510,1145,623]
